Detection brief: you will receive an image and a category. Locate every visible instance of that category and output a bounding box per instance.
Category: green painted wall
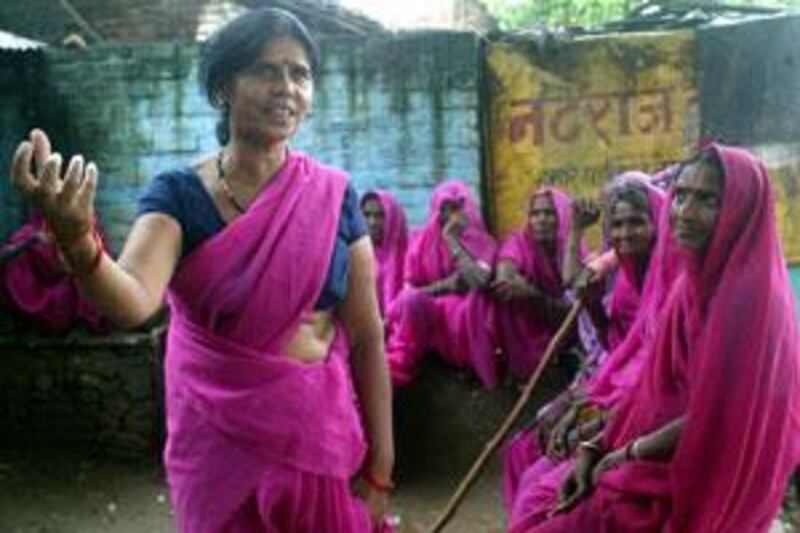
[791,267,800,317]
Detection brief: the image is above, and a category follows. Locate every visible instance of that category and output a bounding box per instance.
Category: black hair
[360,191,381,208]
[199,8,320,145]
[608,182,650,216]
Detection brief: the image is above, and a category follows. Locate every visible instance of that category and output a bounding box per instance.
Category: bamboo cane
[428,300,583,533]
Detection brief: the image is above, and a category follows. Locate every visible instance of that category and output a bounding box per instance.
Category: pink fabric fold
[495,187,576,380]
[0,212,108,334]
[362,190,408,316]
[164,152,373,532]
[520,144,800,532]
[386,180,499,387]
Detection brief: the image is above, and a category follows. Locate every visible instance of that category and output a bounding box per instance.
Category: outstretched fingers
[39,153,64,209]
[76,161,98,213]
[11,141,37,195]
[30,129,52,177]
[60,155,85,206]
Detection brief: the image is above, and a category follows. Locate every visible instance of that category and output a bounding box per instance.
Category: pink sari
[362,190,408,317]
[385,180,499,388]
[495,187,577,381]
[518,144,800,532]
[163,152,377,533]
[504,178,667,516]
[0,212,107,334]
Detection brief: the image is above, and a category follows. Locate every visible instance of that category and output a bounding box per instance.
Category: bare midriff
[194,160,337,365]
[282,310,336,364]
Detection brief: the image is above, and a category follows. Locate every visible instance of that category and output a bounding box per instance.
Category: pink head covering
[361,190,408,315]
[601,144,800,531]
[404,179,495,285]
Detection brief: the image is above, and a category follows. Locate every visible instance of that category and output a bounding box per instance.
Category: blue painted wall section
[0,32,482,250]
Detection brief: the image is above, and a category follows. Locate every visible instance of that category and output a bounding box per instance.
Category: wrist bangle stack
[56,223,105,280]
[625,439,640,461]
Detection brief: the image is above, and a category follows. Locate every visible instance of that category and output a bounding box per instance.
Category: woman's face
[227,37,313,146]
[609,199,654,259]
[361,198,385,244]
[528,194,558,243]
[671,162,723,251]
[438,198,467,230]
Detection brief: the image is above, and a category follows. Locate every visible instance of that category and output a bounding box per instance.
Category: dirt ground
[0,447,506,533]
[1,446,798,533]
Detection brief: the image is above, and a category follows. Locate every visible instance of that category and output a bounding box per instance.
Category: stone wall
[0,51,47,241]
[1,31,482,249]
[0,330,165,460]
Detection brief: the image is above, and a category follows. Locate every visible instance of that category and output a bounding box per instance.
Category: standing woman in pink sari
[360,190,408,318]
[386,180,499,388]
[10,8,394,532]
[514,145,800,532]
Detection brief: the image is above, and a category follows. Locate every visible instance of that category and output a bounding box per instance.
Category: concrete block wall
[1,32,482,249]
[0,52,46,240]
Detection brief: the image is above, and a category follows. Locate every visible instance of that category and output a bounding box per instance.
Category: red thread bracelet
[362,470,395,493]
[64,227,104,280]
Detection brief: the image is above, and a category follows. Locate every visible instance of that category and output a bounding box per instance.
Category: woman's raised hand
[11,129,98,244]
[571,198,600,230]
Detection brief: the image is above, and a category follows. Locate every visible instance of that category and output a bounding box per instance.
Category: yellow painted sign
[752,145,800,264]
[485,30,800,263]
[486,30,698,239]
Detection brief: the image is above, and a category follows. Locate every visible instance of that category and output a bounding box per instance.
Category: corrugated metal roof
[0,29,45,50]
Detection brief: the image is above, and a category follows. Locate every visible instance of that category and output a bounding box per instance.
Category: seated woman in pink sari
[10,8,394,532]
[0,211,108,334]
[360,190,408,318]
[511,144,800,532]
[386,180,499,388]
[502,176,666,514]
[492,187,579,382]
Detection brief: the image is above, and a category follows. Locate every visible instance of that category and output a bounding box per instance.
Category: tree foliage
[479,0,800,30]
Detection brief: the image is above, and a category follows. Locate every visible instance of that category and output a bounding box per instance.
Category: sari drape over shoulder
[163,152,371,532]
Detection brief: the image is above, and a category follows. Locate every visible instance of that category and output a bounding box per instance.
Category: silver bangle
[578,440,602,455]
[630,438,641,460]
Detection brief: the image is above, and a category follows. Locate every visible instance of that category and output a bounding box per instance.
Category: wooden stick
[428,300,583,533]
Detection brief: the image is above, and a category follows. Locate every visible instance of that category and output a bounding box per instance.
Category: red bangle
[72,228,105,279]
[49,217,96,250]
[363,470,395,493]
